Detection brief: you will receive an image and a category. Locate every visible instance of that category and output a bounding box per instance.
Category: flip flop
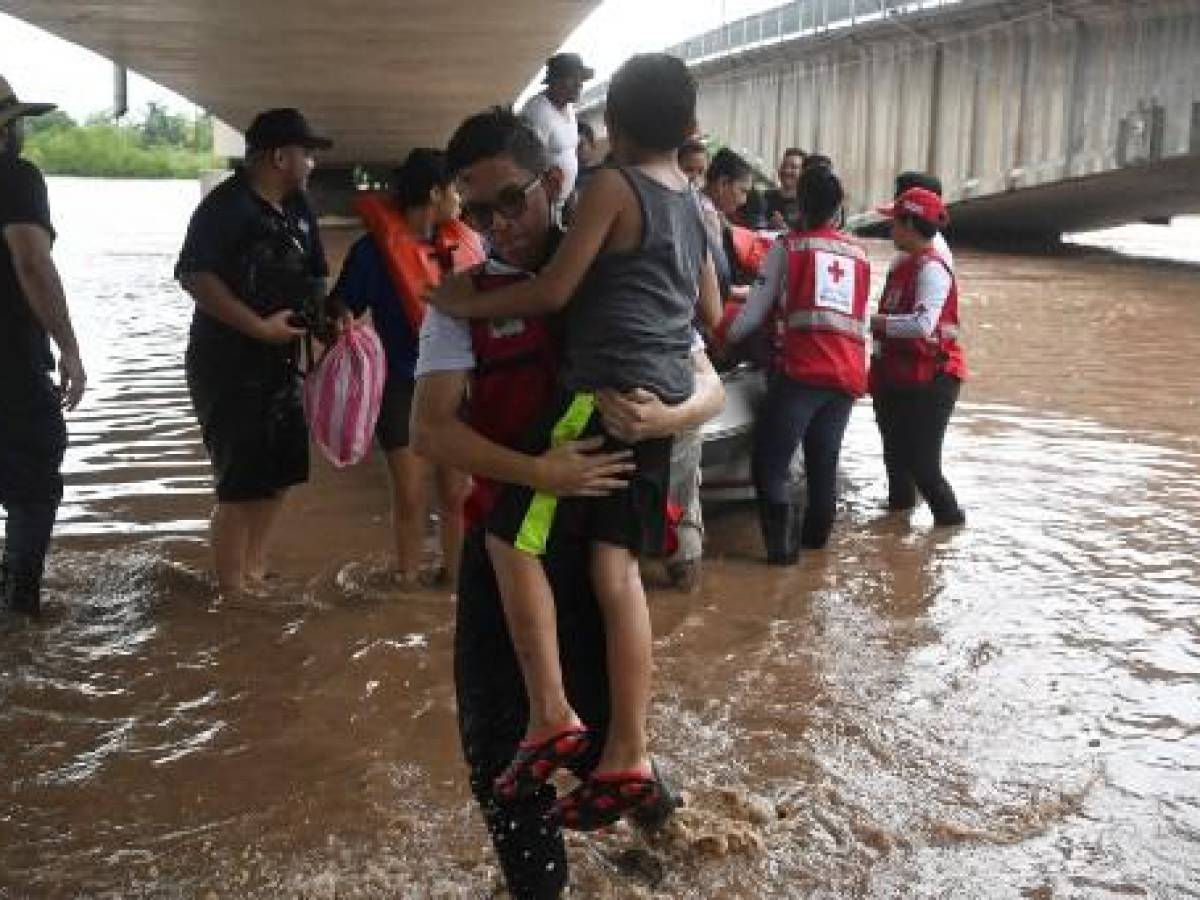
[493,723,591,802]
[627,759,683,833]
[552,766,664,832]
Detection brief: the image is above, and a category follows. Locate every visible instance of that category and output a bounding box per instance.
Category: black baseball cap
[0,75,56,128]
[245,108,333,152]
[543,53,595,83]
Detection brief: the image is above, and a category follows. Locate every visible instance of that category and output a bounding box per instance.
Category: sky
[0,1,781,121]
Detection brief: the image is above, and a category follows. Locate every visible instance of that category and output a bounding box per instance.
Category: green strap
[514,393,596,556]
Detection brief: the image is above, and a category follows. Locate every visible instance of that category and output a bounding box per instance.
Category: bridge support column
[307,166,360,219]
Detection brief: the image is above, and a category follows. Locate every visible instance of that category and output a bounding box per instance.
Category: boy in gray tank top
[430,54,722,830]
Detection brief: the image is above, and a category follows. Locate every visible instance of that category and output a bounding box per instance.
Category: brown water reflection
[2,180,1198,898]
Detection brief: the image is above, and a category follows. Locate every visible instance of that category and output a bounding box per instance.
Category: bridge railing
[578,0,965,109]
[666,0,964,64]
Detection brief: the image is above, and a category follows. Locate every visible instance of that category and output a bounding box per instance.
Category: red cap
[876,187,948,227]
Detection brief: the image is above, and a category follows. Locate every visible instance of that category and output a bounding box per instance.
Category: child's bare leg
[486,533,580,738]
[590,542,653,775]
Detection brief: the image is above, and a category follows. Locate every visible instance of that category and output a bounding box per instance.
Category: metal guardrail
[666,0,965,63]
[579,0,966,109]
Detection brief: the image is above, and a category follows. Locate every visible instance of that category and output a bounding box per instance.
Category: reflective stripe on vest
[785,235,868,262]
[786,308,867,341]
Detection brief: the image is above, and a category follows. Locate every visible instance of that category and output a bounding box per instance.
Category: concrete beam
[0,0,598,164]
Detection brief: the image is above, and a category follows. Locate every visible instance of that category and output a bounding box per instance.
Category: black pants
[751,374,855,548]
[872,374,964,524]
[0,374,67,586]
[186,350,309,502]
[455,525,609,899]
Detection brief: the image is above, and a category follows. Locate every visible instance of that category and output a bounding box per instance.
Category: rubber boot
[3,561,42,618]
[758,501,799,566]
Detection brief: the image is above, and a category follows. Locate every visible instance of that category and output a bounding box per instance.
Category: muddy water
[2,179,1199,899]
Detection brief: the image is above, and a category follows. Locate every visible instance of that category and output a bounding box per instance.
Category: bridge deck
[0,0,598,163]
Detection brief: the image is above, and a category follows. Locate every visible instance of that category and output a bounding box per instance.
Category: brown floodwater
[2,179,1199,899]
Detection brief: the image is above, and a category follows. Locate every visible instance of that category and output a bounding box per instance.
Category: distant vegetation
[23,103,219,179]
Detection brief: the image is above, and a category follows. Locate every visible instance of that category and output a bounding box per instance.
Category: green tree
[140,101,189,148]
[24,109,76,135]
[23,109,217,179]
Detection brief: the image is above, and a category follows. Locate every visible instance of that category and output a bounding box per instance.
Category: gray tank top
[562,166,706,405]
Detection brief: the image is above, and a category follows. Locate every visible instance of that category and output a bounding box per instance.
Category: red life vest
[871,246,967,390]
[727,224,775,277]
[777,226,871,396]
[461,267,560,527]
[355,193,485,333]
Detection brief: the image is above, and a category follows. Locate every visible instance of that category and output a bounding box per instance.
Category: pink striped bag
[303,322,387,468]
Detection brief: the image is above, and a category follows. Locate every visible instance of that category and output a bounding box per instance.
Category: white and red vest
[778,226,871,396]
[871,246,967,391]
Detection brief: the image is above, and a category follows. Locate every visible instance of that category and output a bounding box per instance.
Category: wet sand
[2,179,1198,898]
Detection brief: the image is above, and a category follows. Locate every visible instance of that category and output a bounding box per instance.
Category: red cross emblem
[827,259,846,283]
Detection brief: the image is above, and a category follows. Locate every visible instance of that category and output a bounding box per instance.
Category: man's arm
[411,371,633,497]
[428,167,627,319]
[4,222,86,409]
[595,348,725,442]
[179,272,305,345]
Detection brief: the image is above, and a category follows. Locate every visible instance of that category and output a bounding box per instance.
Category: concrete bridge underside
[0,0,598,164]
[585,0,1200,238]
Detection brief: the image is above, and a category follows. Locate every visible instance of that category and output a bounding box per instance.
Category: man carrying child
[414,75,723,895]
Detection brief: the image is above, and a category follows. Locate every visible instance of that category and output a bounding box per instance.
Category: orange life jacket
[355,193,485,332]
[726,224,774,277]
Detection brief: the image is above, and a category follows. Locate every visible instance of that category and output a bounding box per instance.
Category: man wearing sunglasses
[412,106,722,899]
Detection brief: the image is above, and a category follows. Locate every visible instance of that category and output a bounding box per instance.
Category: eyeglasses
[462,174,543,232]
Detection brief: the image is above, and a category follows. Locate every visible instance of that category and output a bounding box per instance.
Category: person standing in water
[0,76,86,617]
[722,164,870,562]
[414,105,721,896]
[431,54,721,830]
[330,148,480,588]
[870,186,967,526]
[177,108,332,596]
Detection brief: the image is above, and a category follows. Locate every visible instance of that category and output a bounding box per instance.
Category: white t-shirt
[880,238,955,340]
[521,92,579,199]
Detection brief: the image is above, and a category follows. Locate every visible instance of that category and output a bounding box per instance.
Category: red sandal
[492,723,591,802]
[552,767,663,832]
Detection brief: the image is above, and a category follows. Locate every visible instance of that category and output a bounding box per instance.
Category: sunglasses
[462,173,543,232]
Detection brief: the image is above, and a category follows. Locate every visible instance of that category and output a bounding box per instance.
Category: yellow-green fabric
[513,392,596,556]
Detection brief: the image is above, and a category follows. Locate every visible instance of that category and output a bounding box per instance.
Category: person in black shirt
[0,76,86,617]
[763,147,806,231]
[176,108,332,596]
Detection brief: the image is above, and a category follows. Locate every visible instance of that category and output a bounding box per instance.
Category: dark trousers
[455,525,609,899]
[751,375,855,549]
[0,375,67,586]
[872,374,964,524]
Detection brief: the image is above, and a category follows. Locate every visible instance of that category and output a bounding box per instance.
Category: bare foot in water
[419,566,455,591]
[244,569,279,587]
